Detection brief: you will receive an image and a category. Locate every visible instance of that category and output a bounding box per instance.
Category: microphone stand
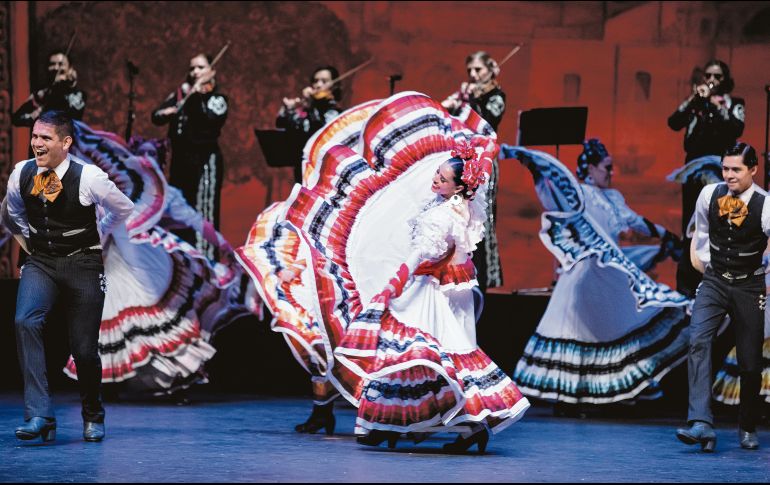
[125,60,139,142]
[764,84,770,190]
[388,74,402,96]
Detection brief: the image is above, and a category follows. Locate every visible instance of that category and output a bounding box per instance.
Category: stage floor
[0,393,767,483]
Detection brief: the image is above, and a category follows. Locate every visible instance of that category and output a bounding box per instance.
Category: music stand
[254,129,309,183]
[517,107,588,158]
[514,107,588,294]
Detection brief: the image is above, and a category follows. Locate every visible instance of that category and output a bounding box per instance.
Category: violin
[196,78,216,94]
[285,85,334,110]
[465,76,498,99]
[311,86,334,101]
[448,44,523,105]
[175,41,231,110]
[288,58,374,109]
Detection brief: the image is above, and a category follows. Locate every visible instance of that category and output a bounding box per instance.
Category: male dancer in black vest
[2,111,133,442]
[676,142,766,452]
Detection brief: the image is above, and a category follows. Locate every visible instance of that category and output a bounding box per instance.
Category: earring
[584,175,595,185]
[450,194,463,206]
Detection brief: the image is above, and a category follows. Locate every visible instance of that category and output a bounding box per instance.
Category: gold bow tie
[30,170,63,203]
[717,194,748,227]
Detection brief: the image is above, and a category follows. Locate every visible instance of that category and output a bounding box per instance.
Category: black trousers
[687,268,765,431]
[472,158,502,292]
[169,143,223,260]
[15,251,106,423]
[676,179,706,298]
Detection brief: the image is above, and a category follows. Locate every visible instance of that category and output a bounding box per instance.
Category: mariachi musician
[276,66,343,183]
[442,51,507,291]
[12,50,87,127]
[441,51,506,132]
[152,52,229,259]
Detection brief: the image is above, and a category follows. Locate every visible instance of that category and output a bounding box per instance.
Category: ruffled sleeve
[603,189,652,236]
[463,194,487,254]
[410,197,487,262]
[411,204,455,261]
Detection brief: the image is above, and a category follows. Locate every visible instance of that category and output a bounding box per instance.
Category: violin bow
[176,40,232,110]
[497,43,523,69]
[327,58,374,88]
[469,43,524,93]
[63,29,78,58]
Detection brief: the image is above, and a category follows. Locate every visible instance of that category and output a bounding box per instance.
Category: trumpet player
[668,60,746,298]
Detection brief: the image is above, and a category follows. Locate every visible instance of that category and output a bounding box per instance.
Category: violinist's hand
[282,97,301,110]
[33,88,49,104]
[441,92,462,111]
[30,106,44,121]
[67,67,78,86]
[193,69,216,93]
[157,106,179,117]
[301,86,315,100]
[51,67,77,88]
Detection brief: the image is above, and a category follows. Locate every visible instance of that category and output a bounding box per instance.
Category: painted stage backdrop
[7,1,770,290]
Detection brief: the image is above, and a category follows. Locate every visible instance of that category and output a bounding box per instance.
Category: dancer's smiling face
[722,155,756,195]
[587,156,613,189]
[431,162,463,199]
[31,121,72,169]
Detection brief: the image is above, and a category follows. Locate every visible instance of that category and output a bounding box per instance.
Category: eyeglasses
[704,72,724,80]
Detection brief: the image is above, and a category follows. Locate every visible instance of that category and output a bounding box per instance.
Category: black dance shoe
[739,429,759,450]
[15,417,56,442]
[356,430,400,449]
[83,422,105,442]
[295,403,335,435]
[443,429,490,454]
[553,402,588,419]
[676,421,716,452]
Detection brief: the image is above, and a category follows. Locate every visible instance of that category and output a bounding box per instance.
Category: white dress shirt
[692,182,770,269]
[4,154,134,247]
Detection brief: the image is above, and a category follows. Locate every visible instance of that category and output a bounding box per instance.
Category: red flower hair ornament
[451,140,488,196]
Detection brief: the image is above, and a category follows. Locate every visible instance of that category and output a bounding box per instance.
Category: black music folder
[254,129,308,168]
[517,107,588,147]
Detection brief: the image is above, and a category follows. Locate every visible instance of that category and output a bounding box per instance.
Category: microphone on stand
[764,84,770,189]
[125,60,139,141]
[388,74,402,96]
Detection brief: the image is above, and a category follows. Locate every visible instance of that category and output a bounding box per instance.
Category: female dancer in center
[279,92,529,453]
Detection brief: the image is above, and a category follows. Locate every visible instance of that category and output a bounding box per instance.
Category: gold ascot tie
[717,194,748,227]
[30,170,63,203]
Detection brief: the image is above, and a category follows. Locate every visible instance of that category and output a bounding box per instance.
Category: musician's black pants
[169,143,223,259]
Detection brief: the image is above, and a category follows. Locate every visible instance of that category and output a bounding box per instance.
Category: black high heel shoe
[443,429,490,454]
[553,402,588,419]
[15,417,57,443]
[356,430,400,449]
[295,403,336,435]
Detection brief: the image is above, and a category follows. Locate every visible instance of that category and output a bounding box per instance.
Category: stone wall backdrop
[10,1,770,290]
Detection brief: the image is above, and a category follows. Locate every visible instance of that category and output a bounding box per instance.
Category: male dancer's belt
[32,244,103,257]
[65,245,103,257]
[716,267,765,281]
